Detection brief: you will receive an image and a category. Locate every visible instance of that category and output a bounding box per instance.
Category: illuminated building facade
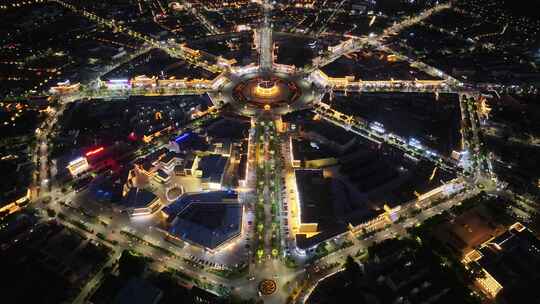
[49,80,80,94]
[0,188,30,216]
[67,157,89,176]
[461,222,540,299]
[162,191,242,251]
[120,187,161,218]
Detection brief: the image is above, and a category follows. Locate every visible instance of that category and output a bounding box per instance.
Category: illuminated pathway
[305,37,370,74]
[381,3,451,37]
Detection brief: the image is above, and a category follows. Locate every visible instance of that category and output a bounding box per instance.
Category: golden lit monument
[253,78,279,98]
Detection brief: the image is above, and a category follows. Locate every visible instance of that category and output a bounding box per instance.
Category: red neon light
[85,147,104,157]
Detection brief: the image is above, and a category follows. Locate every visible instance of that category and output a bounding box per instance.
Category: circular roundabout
[258,279,277,296]
[212,67,325,117]
[236,76,299,107]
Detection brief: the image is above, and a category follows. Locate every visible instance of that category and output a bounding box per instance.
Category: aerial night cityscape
[1,0,540,303]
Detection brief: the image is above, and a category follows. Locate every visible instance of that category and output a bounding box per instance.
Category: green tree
[118,250,147,278]
[316,242,329,257]
[344,255,361,282]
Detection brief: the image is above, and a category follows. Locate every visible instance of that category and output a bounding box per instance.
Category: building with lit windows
[153,169,172,184]
[133,147,169,177]
[119,187,161,218]
[462,222,540,300]
[196,154,229,190]
[49,80,80,94]
[0,188,30,217]
[157,151,186,173]
[66,156,90,176]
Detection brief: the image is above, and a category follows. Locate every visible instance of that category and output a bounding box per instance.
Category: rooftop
[206,117,250,140]
[295,169,333,224]
[156,169,169,180]
[197,154,229,184]
[292,138,335,162]
[173,132,209,152]
[162,190,238,219]
[160,151,185,165]
[477,226,540,293]
[436,208,503,255]
[121,187,158,209]
[169,202,242,250]
[295,168,378,249]
[302,119,356,146]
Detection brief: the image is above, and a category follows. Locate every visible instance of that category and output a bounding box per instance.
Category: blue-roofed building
[161,190,238,220]
[162,191,241,251]
[169,132,210,153]
[118,187,160,218]
[169,203,242,250]
[196,154,229,190]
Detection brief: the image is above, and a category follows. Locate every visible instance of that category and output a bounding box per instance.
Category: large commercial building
[293,169,391,252]
[162,191,242,251]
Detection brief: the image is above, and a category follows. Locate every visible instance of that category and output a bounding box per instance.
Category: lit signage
[175,133,191,143]
[67,157,89,176]
[107,79,129,83]
[69,157,86,166]
[85,147,104,157]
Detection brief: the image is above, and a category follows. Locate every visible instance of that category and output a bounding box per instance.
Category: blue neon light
[175,132,191,143]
